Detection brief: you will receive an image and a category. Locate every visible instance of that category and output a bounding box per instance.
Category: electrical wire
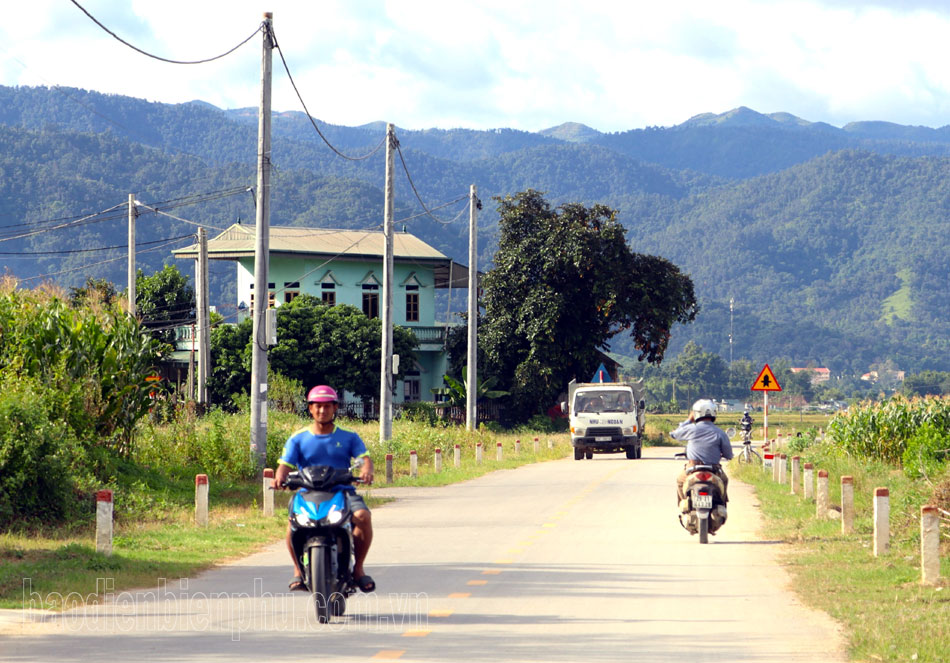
[395,140,473,225]
[272,29,386,162]
[0,202,128,244]
[69,1,262,65]
[19,236,193,284]
[0,233,193,256]
[134,201,231,232]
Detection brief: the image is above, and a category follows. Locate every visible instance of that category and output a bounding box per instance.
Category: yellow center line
[448,592,471,599]
[402,630,431,637]
[429,609,454,617]
[481,569,502,575]
[467,579,488,586]
[371,651,405,660]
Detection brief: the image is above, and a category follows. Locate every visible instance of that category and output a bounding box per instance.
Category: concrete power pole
[196,227,209,405]
[466,184,478,430]
[128,194,136,316]
[379,123,395,444]
[250,12,273,469]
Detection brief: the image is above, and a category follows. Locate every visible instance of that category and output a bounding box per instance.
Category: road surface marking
[467,579,487,586]
[371,651,405,660]
[429,609,454,617]
[402,630,430,637]
[481,569,502,575]
[447,592,470,598]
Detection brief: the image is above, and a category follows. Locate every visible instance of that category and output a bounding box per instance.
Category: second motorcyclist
[671,399,734,504]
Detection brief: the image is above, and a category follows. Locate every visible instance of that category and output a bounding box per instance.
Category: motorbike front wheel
[309,545,332,623]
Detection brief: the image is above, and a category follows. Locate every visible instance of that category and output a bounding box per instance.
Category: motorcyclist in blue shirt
[273,385,376,593]
[671,399,734,503]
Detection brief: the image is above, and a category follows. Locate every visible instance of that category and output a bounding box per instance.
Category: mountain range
[2,84,949,375]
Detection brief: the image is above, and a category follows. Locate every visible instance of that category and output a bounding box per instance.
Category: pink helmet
[307,385,339,403]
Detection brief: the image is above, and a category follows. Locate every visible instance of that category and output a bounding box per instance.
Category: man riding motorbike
[671,399,734,504]
[740,409,754,437]
[272,385,376,593]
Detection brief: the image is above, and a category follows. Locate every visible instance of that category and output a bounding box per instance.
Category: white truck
[562,379,646,460]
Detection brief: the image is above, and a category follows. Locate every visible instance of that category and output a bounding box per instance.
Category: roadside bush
[901,422,950,479]
[400,401,439,426]
[519,414,567,434]
[0,376,89,525]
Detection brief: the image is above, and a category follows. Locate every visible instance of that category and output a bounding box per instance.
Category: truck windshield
[575,390,633,413]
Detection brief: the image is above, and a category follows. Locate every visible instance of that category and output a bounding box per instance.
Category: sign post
[751,364,782,442]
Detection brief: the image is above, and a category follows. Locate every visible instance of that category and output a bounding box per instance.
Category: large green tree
[209,295,419,405]
[480,190,698,421]
[136,264,195,346]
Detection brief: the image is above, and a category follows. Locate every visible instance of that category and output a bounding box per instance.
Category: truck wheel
[625,447,637,460]
[585,450,593,459]
[574,448,583,461]
[636,443,643,459]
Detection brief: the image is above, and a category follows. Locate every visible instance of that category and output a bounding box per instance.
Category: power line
[272,28,386,162]
[69,1,262,65]
[395,139,470,225]
[0,233,194,256]
[19,236,193,284]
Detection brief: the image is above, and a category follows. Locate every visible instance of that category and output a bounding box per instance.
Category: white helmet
[691,399,717,421]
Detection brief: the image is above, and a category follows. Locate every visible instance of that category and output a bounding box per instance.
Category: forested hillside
[3,85,950,374]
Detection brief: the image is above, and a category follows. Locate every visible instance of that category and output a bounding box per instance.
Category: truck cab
[563,379,645,460]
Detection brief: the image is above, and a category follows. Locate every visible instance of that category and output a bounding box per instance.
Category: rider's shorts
[347,493,369,514]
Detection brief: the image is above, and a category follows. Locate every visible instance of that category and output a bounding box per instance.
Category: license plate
[594,436,611,442]
[694,493,713,509]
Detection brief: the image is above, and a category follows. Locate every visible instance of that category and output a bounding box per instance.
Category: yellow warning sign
[751,364,782,392]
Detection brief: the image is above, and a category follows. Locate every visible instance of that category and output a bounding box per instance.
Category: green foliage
[267,296,417,399]
[828,395,950,465]
[0,375,89,524]
[136,264,194,347]
[432,367,509,407]
[480,190,697,422]
[901,422,950,479]
[400,401,440,426]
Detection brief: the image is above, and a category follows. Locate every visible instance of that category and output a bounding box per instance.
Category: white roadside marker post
[96,489,113,556]
[195,474,209,527]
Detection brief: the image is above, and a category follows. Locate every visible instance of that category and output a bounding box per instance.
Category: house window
[320,282,336,306]
[406,291,419,322]
[249,291,276,315]
[404,378,421,402]
[362,285,379,319]
[283,282,300,304]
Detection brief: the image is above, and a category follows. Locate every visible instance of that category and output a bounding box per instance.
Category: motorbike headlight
[295,512,310,527]
[326,508,343,525]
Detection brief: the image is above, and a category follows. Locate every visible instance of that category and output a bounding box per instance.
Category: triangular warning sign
[751,364,782,392]
[591,363,611,383]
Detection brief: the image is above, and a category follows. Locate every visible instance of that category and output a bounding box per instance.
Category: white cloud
[4,0,950,130]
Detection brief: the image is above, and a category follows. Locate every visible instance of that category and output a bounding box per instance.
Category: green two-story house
[173,223,472,405]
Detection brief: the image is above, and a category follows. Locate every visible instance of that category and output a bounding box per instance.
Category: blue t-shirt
[279,426,368,471]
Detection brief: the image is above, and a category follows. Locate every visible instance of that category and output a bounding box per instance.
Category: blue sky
[3,0,950,132]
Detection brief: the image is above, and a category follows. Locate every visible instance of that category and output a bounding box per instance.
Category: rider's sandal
[355,575,376,593]
[288,576,306,592]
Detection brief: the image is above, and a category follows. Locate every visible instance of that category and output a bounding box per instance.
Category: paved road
[2,447,847,662]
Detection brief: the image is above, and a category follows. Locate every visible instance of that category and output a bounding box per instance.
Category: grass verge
[732,460,949,662]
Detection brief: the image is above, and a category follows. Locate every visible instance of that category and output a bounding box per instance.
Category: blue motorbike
[282,465,360,623]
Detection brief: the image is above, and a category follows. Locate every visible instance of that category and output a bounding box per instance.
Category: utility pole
[128,194,136,316]
[196,227,209,405]
[729,296,734,378]
[466,184,478,431]
[249,12,273,470]
[379,123,395,444]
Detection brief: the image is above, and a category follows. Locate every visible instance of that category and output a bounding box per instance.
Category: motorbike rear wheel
[309,546,332,623]
[698,516,709,544]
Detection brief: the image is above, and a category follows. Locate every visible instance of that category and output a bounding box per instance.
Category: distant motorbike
[675,451,728,544]
[282,465,362,623]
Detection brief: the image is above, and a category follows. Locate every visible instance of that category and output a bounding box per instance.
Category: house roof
[172,224,474,288]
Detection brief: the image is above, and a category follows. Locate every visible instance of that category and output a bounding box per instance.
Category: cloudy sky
[3,0,950,132]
